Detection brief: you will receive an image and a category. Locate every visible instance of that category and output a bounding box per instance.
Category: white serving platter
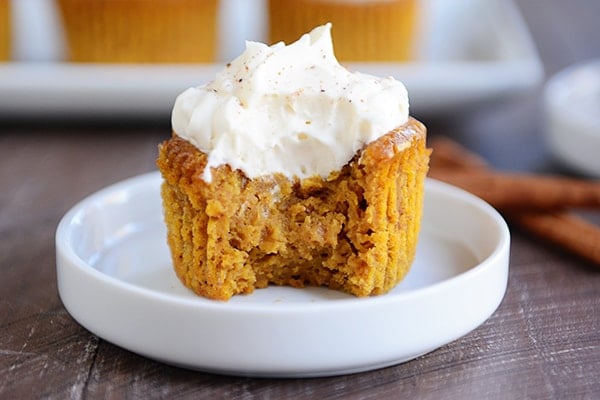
[56,172,510,377]
[1,0,542,118]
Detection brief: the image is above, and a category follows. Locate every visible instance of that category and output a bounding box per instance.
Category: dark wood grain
[1,1,599,399]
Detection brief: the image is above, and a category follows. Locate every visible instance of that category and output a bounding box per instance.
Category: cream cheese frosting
[171,23,409,182]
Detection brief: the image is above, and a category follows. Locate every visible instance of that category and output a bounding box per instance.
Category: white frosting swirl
[172,24,409,182]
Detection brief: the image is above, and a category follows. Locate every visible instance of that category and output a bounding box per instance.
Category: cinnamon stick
[429,135,600,268]
[429,136,490,171]
[508,212,600,268]
[428,169,600,210]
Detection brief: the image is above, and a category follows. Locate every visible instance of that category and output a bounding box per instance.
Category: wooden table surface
[1,1,599,398]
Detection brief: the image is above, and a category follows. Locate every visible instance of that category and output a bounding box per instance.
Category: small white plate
[56,172,510,377]
[2,0,542,118]
[544,58,600,177]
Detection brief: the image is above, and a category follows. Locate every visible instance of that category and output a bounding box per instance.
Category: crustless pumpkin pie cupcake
[268,0,419,61]
[57,0,218,63]
[157,24,430,300]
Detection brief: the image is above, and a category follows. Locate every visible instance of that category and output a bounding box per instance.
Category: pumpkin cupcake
[157,24,430,300]
[268,0,419,61]
[57,0,219,63]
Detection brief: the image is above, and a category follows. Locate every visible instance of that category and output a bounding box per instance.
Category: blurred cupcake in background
[0,0,10,60]
[268,0,419,62]
[57,0,219,63]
